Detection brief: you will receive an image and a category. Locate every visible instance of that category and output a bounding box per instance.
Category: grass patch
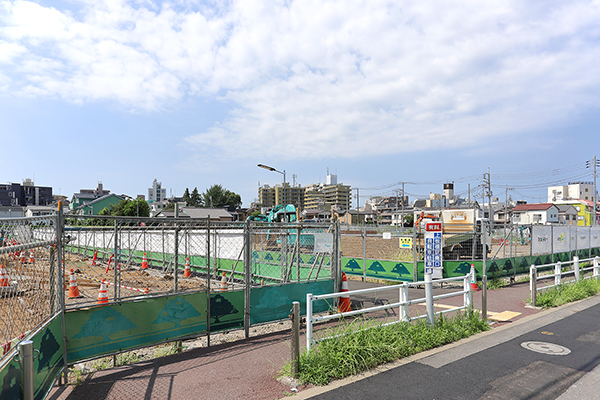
[535,278,600,308]
[154,342,180,358]
[486,277,507,289]
[287,310,489,385]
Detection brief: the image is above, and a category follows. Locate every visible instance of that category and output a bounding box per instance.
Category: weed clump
[291,310,489,385]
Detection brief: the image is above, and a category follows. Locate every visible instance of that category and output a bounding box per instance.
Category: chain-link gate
[0,215,60,357]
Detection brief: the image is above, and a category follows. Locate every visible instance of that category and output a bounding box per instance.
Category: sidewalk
[297,294,600,399]
[48,280,542,400]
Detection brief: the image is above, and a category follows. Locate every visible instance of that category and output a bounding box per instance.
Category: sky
[1,0,600,208]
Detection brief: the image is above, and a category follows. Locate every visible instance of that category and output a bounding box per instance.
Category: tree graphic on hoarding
[74,307,137,343]
[344,259,362,272]
[391,263,410,277]
[152,297,202,328]
[368,261,386,275]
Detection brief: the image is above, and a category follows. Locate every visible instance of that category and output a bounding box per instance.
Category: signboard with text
[425,223,443,279]
[399,237,412,249]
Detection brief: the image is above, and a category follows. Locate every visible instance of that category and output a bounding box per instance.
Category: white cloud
[1,0,600,156]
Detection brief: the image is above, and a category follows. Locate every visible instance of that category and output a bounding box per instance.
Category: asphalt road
[299,295,600,400]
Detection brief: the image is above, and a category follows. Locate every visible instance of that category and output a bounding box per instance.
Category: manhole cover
[521,341,571,355]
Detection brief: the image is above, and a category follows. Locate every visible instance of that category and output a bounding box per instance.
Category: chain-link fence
[249,224,336,284]
[63,216,250,308]
[0,215,60,356]
[61,217,336,309]
[0,212,339,399]
[340,222,600,283]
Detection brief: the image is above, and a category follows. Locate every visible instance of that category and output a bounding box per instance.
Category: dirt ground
[1,250,223,345]
[62,252,218,307]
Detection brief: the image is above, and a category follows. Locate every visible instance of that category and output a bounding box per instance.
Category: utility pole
[468,183,471,206]
[587,156,599,226]
[483,169,492,222]
[395,189,399,226]
[402,182,405,227]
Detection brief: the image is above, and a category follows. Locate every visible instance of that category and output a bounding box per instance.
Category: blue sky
[1,0,599,207]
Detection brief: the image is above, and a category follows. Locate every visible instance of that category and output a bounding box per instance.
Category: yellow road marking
[416,303,522,321]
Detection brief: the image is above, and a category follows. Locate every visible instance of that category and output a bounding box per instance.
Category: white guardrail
[530,256,600,306]
[305,273,473,352]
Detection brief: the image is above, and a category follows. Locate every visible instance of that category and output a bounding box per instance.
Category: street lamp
[122,195,139,217]
[258,164,286,206]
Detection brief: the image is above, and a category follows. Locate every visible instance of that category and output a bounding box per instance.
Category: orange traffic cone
[28,250,35,264]
[338,272,351,313]
[470,264,480,291]
[91,250,98,266]
[20,251,26,264]
[183,257,191,278]
[68,269,81,298]
[97,279,108,304]
[141,253,148,269]
[220,272,227,290]
[0,264,9,287]
[144,287,150,294]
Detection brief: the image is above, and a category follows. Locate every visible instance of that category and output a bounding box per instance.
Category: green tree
[190,187,202,207]
[202,184,242,208]
[183,188,191,206]
[106,199,150,217]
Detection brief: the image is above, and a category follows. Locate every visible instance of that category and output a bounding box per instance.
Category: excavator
[415,211,440,232]
[246,204,298,223]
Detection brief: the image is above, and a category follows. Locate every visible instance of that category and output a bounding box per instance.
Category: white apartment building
[548,182,596,202]
[148,179,167,203]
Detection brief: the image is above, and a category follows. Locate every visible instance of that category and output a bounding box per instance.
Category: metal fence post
[574,256,580,281]
[399,284,408,322]
[412,229,418,283]
[174,227,179,292]
[481,275,487,321]
[306,293,313,352]
[114,220,119,301]
[291,301,300,379]
[244,222,251,339]
[206,220,211,347]
[594,256,599,278]
[363,226,367,282]
[531,265,537,307]
[19,340,35,400]
[555,261,562,286]
[464,273,471,310]
[57,202,68,384]
[425,273,434,326]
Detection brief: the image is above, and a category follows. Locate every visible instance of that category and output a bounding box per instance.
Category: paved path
[48,279,600,400]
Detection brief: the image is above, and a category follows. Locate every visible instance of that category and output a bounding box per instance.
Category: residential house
[74,194,124,215]
[25,206,55,217]
[552,199,594,226]
[556,205,578,225]
[70,183,110,211]
[337,209,369,225]
[0,206,25,218]
[511,203,559,225]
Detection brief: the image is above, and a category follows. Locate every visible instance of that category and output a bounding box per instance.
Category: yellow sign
[399,237,412,249]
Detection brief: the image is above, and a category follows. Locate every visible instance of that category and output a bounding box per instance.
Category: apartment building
[0,179,53,207]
